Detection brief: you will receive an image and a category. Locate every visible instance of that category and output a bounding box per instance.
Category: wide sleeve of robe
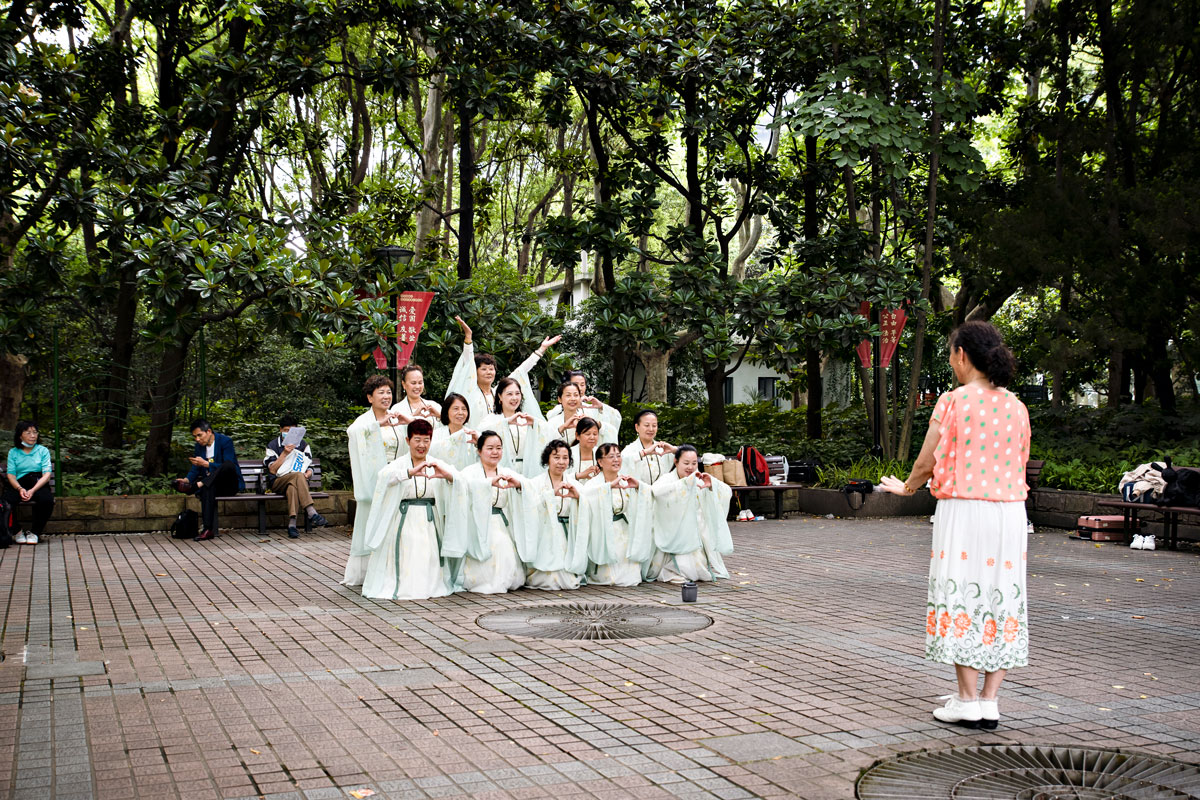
[521,473,588,574]
[429,427,479,473]
[508,349,545,423]
[651,472,706,554]
[443,463,494,562]
[362,455,414,552]
[580,478,651,566]
[447,342,476,398]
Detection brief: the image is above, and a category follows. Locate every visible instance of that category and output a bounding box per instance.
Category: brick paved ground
[1,517,1198,800]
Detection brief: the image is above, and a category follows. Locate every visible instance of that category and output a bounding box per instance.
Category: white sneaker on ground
[932,695,982,727]
[13,531,28,545]
[23,532,38,545]
[978,698,999,730]
[1026,521,1035,534]
[1130,534,1145,550]
[1142,535,1155,551]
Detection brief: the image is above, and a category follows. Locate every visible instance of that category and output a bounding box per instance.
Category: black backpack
[0,498,12,548]
[170,509,199,539]
[1159,459,1200,509]
[843,479,874,510]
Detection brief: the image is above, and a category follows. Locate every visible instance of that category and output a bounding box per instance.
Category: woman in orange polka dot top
[879,320,1031,731]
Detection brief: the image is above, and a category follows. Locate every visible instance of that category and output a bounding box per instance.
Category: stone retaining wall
[15,486,1197,542]
[13,491,354,534]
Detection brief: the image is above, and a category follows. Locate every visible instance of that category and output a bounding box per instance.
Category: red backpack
[737,446,770,486]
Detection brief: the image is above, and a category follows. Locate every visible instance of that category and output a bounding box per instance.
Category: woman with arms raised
[521,440,588,590]
[877,320,1030,731]
[579,443,653,587]
[447,316,559,426]
[477,377,550,478]
[650,444,733,584]
[443,431,528,594]
[361,419,467,601]
[343,376,411,586]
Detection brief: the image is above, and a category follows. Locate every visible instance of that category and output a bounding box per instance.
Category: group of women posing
[341,319,732,601]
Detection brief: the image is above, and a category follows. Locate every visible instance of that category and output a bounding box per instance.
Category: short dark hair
[441,392,470,425]
[575,417,600,437]
[407,418,434,439]
[557,381,580,399]
[633,409,658,427]
[675,444,699,462]
[189,418,212,433]
[494,377,522,413]
[949,321,1017,387]
[476,430,502,451]
[13,420,38,447]
[400,364,424,383]
[474,352,497,369]
[279,413,299,428]
[596,442,620,461]
[363,374,394,398]
[540,439,573,468]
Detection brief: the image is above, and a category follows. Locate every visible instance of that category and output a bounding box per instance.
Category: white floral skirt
[926,499,1029,671]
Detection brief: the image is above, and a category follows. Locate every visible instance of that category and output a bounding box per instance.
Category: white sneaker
[23,532,38,545]
[978,698,999,730]
[1130,534,1145,550]
[1142,535,1155,551]
[1026,521,1035,534]
[13,531,28,545]
[932,695,982,727]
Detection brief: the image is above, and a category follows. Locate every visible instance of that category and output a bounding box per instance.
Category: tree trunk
[457,104,474,280]
[142,335,194,476]
[803,135,823,439]
[0,353,28,429]
[101,270,139,449]
[704,361,728,444]
[1147,331,1177,414]
[898,0,945,461]
[639,349,671,403]
[413,64,446,262]
[1106,348,1124,406]
[609,345,626,408]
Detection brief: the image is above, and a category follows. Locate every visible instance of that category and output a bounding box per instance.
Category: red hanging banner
[395,291,435,368]
[856,302,909,369]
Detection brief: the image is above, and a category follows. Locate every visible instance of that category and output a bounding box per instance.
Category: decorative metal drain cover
[857,745,1200,799]
[476,602,712,640]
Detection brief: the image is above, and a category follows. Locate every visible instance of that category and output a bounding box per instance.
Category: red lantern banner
[395,291,435,368]
[856,302,909,369]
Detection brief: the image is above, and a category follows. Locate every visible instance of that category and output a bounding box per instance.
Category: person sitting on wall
[263,414,329,539]
[3,420,55,545]
[172,419,244,541]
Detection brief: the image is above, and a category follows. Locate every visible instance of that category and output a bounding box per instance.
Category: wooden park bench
[729,455,809,520]
[212,459,330,535]
[1095,465,1199,550]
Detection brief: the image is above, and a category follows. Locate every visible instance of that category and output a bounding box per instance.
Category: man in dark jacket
[172,419,244,541]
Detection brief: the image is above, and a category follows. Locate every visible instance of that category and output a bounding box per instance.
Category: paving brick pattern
[1,517,1198,799]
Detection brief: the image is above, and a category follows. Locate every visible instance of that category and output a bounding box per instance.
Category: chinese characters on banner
[855,302,908,369]
[369,291,435,369]
[395,291,434,368]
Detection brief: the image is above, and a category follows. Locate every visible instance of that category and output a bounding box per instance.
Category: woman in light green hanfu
[580,443,653,586]
[429,393,480,472]
[477,377,551,479]
[343,375,411,586]
[361,419,467,601]
[650,445,733,583]
[444,431,528,594]
[521,439,588,590]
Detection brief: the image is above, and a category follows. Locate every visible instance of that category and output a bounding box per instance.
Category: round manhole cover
[476,602,713,640]
[857,745,1200,799]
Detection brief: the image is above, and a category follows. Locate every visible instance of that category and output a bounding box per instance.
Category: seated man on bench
[264,414,328,539]
[173,418,244,541]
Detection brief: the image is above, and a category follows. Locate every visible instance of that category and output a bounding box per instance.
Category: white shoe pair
[1130,534,1156,550]
[932,695,999,730]
[13,530,38,545]
[736,509,755,521]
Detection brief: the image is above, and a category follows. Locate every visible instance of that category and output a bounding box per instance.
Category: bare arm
[879,420,940,495]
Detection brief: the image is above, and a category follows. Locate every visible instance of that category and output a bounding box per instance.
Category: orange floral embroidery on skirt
[952,612,971,638]
[1003,617,1019,642]
[982,618,997,645]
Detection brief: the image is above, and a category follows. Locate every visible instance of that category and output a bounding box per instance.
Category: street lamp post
[372,245,415,389]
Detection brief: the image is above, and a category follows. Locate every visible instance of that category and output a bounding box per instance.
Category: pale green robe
[619,441,675,487]
[447,343,544,428]
[343,410,404,586]
[446,463,527,594]
[477,413,551,479]
[579,476,654,586]
[547,403,619,445]
[429,426,480,472]
[361,454,467,600]
[521,472,588,590]
[650,471,733,583]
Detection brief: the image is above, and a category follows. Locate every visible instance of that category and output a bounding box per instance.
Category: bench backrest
[764,455,787,481]
[238,459,323,494]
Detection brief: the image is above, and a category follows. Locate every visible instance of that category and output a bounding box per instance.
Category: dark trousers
[3,474,55,536]
[197,462,240,532]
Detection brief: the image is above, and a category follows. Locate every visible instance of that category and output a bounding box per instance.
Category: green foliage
[815,457,913,490]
